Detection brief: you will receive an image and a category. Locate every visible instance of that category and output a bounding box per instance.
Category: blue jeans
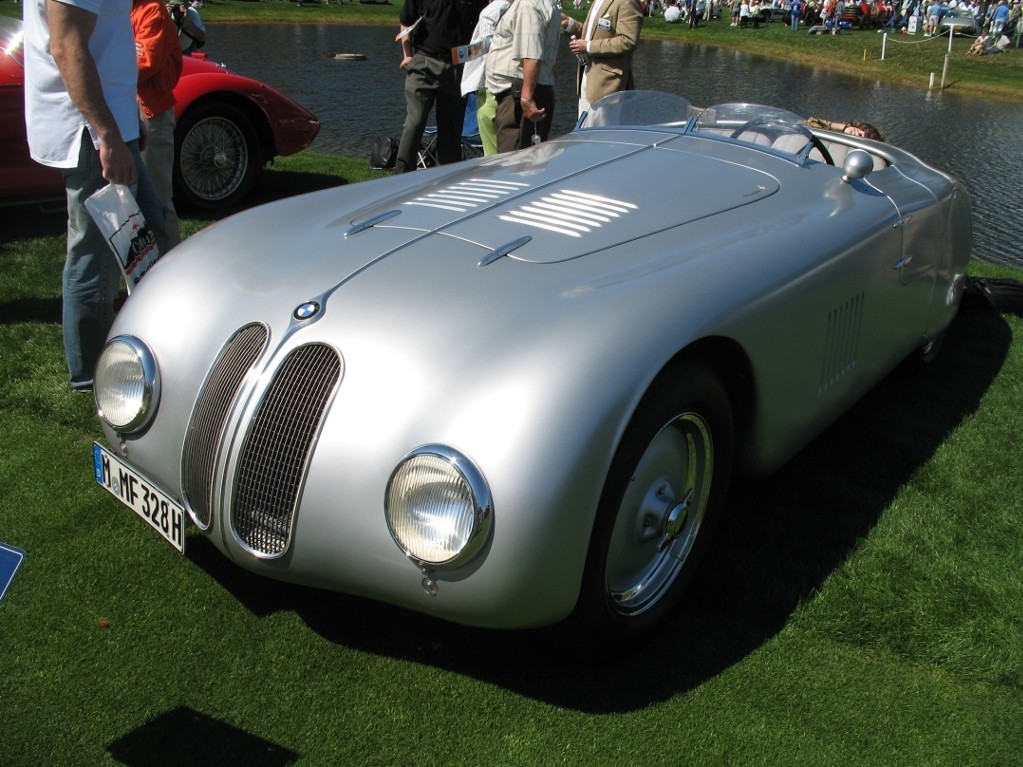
[141,109,181,248]
[62,131,167,390]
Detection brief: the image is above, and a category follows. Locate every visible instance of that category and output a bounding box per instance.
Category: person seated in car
[806,116,887,141]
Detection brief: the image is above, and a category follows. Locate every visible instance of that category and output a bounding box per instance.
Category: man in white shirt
[23,0,167,392]
[485,0,561,152]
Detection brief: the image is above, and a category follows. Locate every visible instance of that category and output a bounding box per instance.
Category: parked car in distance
[0,16,320,212]
[941,9,978,35]
[759,1,789,21]
[91,91,972,649]
[694,1,723,19]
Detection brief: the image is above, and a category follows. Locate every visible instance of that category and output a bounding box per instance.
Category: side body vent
[183,323,269,528]
[232,343,342,557]
[819,293,864,394]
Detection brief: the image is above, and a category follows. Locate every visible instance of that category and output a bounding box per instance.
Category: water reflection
[204,23,1020,266]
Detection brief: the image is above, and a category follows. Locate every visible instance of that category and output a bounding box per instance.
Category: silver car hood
[153,131,784,314]
[346,132,781,264]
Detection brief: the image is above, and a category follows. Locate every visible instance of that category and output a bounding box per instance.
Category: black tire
[174,101,261,212]
[571,362,734,647]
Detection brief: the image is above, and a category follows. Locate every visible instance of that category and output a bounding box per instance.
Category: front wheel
[571,363,734,647]
[174,101,261,212]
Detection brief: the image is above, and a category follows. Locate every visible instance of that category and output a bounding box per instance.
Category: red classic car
[1,16,320,211]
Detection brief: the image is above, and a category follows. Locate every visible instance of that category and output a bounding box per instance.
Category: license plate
[93,442,186,554]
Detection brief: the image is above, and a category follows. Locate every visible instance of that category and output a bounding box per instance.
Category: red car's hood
[180,52,238,77]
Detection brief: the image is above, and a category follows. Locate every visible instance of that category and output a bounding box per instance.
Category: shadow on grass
[184,164,352,219]
[0,201,66,244]
[0,164,353,241]
[0,297,62,325]
[182,298,1012,713]
[107,706,300,767]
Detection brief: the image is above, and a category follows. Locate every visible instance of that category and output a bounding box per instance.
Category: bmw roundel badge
[293,301,320,320]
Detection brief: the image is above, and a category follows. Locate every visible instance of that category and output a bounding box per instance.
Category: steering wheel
[729,118,836,166]
[810,135,835,165]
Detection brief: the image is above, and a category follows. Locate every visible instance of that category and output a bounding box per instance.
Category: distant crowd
[646,0,1020,36]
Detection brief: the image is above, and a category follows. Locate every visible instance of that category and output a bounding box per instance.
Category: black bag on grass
[370,136,399,169]
[964,276,1023,317]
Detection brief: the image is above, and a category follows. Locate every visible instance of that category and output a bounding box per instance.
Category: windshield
[579,91,694,130]
[578,91,817,162]
[1,17,24,69]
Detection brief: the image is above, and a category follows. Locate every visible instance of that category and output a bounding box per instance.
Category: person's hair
[848,120,886,142]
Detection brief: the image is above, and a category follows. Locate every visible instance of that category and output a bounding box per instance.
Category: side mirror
[842,149,874,183]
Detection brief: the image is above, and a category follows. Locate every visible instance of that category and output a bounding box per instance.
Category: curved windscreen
[579,91,693,130]
[577,92,817,162]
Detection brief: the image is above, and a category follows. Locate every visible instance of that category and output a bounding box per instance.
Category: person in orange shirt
[132,0,183,247]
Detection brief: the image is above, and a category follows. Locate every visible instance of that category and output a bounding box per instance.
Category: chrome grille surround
[182,323,269,529]
[232,343,342,558]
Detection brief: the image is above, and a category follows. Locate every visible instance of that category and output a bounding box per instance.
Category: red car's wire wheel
[174,101,260,211]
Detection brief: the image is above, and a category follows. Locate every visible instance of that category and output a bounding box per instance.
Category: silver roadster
[92,92,971,644]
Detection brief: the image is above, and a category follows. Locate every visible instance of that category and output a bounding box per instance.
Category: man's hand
[568,37,588,55]
[519,96,546,123]
[99,139,138,186]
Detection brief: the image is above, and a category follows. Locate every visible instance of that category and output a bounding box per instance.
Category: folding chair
[417,92,485,169]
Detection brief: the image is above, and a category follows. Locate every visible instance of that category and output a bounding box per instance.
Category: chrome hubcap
[606,412,714,615]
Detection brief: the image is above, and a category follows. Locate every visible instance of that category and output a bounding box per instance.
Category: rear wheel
[174,101,261,212]
[572,362,734,647]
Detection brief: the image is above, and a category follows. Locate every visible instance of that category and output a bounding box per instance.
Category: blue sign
[0,542,26,602]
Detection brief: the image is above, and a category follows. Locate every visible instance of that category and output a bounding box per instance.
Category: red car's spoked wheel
[174,102,260,212]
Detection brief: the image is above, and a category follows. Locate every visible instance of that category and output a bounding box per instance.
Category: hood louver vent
[403,178,528,212]
[498,189,638,237]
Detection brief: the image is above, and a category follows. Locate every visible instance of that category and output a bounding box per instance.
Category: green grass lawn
[1,154,1022,765]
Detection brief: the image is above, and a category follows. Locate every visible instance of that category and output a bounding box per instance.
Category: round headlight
[94,336,160,435]
[385,446,493,569]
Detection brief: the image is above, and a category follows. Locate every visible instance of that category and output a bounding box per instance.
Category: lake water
[203,23,1022,267]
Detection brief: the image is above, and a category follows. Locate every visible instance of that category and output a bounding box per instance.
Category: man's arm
[397,0,418,70]
[48,0,136,185]
[135,5,172,80]
[519,58,546,122]
[398,24,414,69]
